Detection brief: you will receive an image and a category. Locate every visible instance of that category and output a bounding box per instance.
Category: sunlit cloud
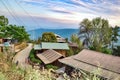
[0,0,120,30]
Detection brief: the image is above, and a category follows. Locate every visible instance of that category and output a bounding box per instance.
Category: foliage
[71,34,82,48]
[79,17,113,54]
[89,46,112,54]
[0,15,30,42]
[46,64,58,70]
[0,15,8,26]
[42,32,57,42]
[111,26,120,53]
[113,46,120,56]
[67,34,83,56]
[79,18,92,47]
[111,26,120,42]
[67,47,74,56]
[7,25,30,42]
[29,49,41,64]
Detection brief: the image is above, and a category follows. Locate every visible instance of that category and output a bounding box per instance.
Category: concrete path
[13,43,33,69]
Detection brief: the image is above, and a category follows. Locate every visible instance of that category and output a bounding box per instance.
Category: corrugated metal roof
[34,45,41,50]
[34,42,69,50]
[59,49,120,80]
[37,49,63,64]
[42,42,69,50]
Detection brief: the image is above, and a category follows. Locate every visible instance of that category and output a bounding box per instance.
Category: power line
[5,0,26,26]
[14,0,40,27]
[14,0,40,40]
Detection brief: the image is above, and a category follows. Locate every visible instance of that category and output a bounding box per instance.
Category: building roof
[42,42,69,50]
[34,44,41,50]
[59,49,120,79]
[57,38,66,43]
[68,42,78,48]
[34,42,69,50]
[37,49,63,64]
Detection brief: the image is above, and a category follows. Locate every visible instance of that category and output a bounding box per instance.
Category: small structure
[37,49,63,65]
[34,42,69,57]
[59,49,120,80]
[55,34,66,43]
[68,42,79,50]
[0,41,11,53]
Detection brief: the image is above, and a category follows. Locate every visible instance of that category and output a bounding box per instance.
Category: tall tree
[42,32,57,42]
[79,19,92,47]
[79,17,113,53]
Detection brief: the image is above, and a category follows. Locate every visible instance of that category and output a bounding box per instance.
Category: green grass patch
[29,49,42,64]
[46,64,58,70]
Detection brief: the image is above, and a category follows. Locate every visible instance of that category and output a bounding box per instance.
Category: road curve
[13,43,33,69]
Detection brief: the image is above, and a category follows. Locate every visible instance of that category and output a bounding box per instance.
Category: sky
[0,0,120,31]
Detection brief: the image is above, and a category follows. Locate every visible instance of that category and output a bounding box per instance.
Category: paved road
[13,43,33,69]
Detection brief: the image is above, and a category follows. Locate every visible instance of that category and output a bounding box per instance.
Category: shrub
[46,64,58,70]
[29,49,41,64]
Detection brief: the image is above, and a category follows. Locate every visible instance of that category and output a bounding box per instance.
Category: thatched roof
[59,49,120,79]
[37,49,63,64]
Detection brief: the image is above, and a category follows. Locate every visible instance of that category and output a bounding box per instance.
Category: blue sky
[0,0,120,31]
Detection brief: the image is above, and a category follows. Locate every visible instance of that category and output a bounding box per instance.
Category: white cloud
[1,0,120,29]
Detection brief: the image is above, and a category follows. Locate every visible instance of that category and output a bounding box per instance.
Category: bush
[29,49,41,64]
[89,46,112,54]
[46,64,58,70]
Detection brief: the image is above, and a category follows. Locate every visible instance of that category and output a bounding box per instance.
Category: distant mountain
[28,28,79,40]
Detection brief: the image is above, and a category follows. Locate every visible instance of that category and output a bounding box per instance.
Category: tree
[0,15,29,42]
[0,15,8,26]
[111,26,120,56]
[111,26,120,48]
[113,46,120,56]
[42,32,57,42]
[79,18,92,47]
[71,34,82,48]
[0,16,8,38]
[68,34,83,55]
[8,25,30,42]
[79,17,113,54]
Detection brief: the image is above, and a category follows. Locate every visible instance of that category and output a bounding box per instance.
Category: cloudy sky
[0,0,120,30]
